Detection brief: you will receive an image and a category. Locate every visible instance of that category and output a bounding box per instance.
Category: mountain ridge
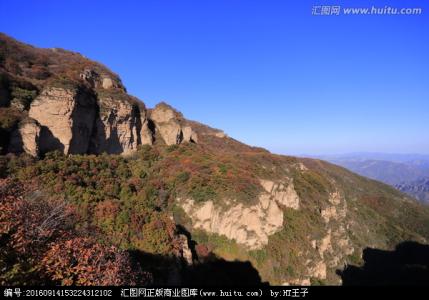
[1,33,429,286]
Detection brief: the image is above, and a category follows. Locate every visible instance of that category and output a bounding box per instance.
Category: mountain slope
[396,178,429,205]
[312,154,429,204]
[1,33,429,286]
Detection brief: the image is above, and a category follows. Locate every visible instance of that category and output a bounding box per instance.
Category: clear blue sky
[1,0,428,155]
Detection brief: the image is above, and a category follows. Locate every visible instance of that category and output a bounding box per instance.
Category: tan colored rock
[24,87,153,156]
[297,162,308,171]
[151,103,177,124]
[9,118,41,156]
[150,103,199,145]
[150,103,183,145]
[320,206,337,223]
[29,87,96,155]
[283,278,311,286]
[180,178,301,249]
[260,179,300,209]
[182,126,198,143]
[260,180,275,194]
[91,96,153,154]
[178,234,193,265]
[139,116,154,146]
[320,190,348,224]
[180,195,284,249]
[214,131,227,138]
[308,261,327,280]
[102,77,115,89]
[158,120,183,145]
[328,190,342,205]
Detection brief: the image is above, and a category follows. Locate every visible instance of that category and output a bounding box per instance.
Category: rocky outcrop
[178,234,193,265]
[182,126,198,144]
[150,103,198,145]
[282,187,354,284]
[2,35,200,157]
[90,95,153,154]
[79,68,123,91]
[300,189,354,282]
[179,178,300,249]
[180,197,283,249]
[28,87,96,155]
[10,84,199,156]
[101,77,115,89]
[260,179,300,209]
[320,190,347,223]
[9,118,41,156]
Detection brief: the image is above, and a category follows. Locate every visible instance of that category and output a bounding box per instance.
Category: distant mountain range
[309,153,429,204]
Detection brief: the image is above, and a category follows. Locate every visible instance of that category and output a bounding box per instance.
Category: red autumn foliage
[42,237,152,286]
[0,178,152,286]
[195,244,210,259]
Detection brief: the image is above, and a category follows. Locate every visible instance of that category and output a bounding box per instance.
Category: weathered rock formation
[9,118,41,156]
[260,178,300,210]
[9,87,198,156]
[150,103,198,145]
[179,178,300,249]
[28,86,96,155]
[89,95,153,154]
[291,188,354,284]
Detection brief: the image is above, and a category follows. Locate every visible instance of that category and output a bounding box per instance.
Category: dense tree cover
[0,144,264,285]
[3,150,181,255]
[2,142,429,286]
[0,178,151,285]
[3,144,264,250]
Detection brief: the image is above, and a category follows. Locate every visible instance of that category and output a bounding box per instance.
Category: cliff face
[150,102,198,146]
[9,86,199,156]
[179,179,300,250]
[0,33,198,156]
[28,87,96,155]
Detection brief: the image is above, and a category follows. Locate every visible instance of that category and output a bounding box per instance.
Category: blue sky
[1,0,428,155]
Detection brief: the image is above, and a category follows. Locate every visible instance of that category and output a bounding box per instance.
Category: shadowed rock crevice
[338,241,429,286]
[68,87,97,154]
[39,126,65,155]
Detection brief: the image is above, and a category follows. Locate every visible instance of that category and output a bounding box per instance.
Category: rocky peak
[150,102,198,145]
[151,102,182,123]
[8,84,199,156]
[79,67,122,91]
[1,33,199,156]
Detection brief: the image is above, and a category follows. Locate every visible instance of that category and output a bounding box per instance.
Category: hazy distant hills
[311,153,429,204]
[396,178,429,205]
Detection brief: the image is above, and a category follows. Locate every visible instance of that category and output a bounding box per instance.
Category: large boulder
[9,118,41,156]
[150,103,198,145]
